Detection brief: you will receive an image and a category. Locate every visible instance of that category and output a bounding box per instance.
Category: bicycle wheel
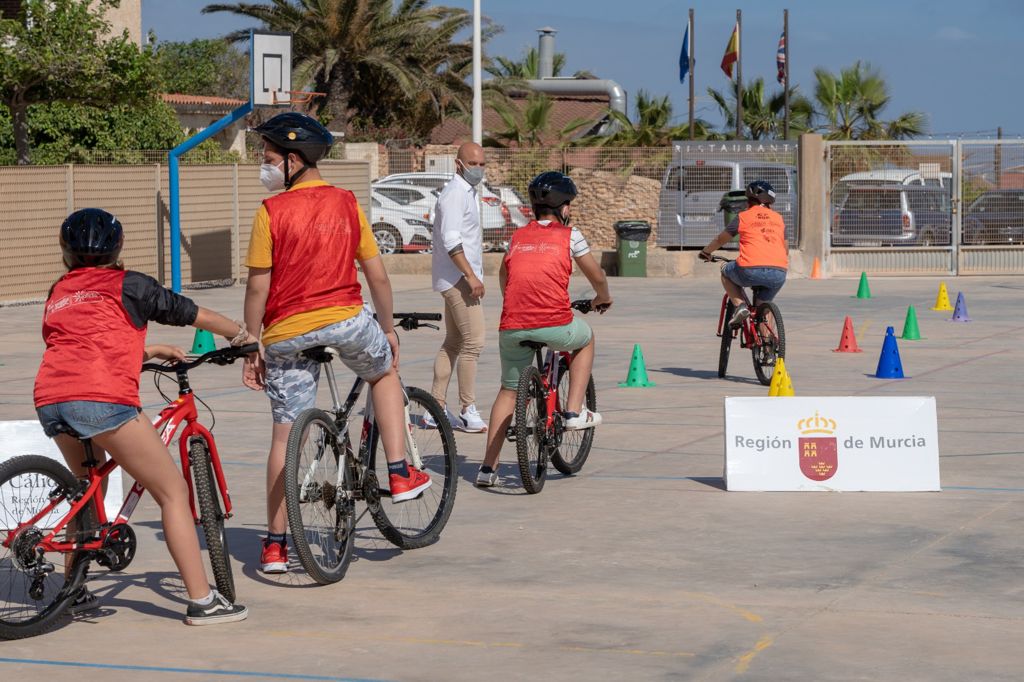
[752,302,786,386]
[284,409,355,585]
[189,438,235,603]
[370,387,457,549]
[515,365,549,494]
[0,455,95,639]
[718,301,735,378]
[551,356,596,475]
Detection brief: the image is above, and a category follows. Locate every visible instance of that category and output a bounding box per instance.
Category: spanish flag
[721,22,739,79]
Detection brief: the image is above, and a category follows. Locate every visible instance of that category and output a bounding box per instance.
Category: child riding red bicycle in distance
[477,171,612,487]
[699,180,788,327]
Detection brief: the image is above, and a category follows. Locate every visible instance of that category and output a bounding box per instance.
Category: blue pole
[168,101,253,292]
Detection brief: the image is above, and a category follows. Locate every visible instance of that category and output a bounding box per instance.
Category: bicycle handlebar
[141,343,259,374]
[701,253,734,263]
[571,299,610,314]
[393,312,442,331]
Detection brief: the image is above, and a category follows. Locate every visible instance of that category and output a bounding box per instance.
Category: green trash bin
[614,220,652,277]
[719,190,748,244]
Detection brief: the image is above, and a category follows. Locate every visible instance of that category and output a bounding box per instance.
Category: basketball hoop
[272,90,326,106]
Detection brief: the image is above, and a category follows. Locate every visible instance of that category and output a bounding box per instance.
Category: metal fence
[826,140,1024,275]
[658,140,800,248]
[0,160,370,303]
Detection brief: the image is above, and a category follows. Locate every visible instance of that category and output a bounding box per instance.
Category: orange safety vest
[262,185,364,329]
[736,206,789,270]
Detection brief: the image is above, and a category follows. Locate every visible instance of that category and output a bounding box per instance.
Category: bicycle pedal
[506,428,517,443]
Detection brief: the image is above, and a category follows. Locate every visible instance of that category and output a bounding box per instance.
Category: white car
[370,196,432,255]
[374,171,515,249]
[494,185,532,227]
[371,183,438,224]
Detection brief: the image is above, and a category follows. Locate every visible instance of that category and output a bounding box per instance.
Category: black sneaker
[67,587,99,615]
[729,303,750,328]
[184,591,248,626]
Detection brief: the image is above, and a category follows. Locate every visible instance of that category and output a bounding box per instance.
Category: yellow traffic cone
[777,365,795,396]
[931,282,954,311]
[768,357,787,396]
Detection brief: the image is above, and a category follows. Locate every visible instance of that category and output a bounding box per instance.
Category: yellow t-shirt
[245,179,379,346]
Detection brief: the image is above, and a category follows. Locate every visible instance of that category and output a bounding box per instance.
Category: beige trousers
[431,278,486,409]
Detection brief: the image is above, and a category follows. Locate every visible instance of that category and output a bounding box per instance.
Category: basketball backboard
[251,30,292,107]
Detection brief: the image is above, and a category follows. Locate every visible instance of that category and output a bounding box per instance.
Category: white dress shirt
[431,173,484,293]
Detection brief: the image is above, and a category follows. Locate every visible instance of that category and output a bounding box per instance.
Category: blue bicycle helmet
[60,208,123,268]
[745,180,776,206]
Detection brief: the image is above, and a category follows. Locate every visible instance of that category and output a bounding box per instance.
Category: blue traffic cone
[949,292,971,323]
[874,326,906,379]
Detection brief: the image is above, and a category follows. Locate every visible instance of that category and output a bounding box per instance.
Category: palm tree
[578,90,712,147]
[488,48,567,80]
[484,93,592,148]
[707,77,813,140]
[203,0,492,135]
[812,61,926,140]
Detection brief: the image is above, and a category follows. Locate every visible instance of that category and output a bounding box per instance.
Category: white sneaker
[459,404,488,433]
[564,407,602,430]
[475,469,498,487]
[421,406,463,430]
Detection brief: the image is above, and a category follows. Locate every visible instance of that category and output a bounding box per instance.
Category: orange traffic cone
[810,257,822,280]
[833,316,863,353]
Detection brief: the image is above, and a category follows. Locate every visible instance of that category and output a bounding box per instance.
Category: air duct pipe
[527,27,626,136]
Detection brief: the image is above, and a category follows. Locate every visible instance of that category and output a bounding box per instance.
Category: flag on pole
[721,22,739,79]
[776,30,786,84]
[679,22,690,84]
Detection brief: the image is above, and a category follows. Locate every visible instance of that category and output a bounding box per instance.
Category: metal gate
[658,140,799,249]
[826,140,1024,275]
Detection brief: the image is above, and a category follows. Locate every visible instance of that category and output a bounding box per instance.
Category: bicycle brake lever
[422,323,440,330]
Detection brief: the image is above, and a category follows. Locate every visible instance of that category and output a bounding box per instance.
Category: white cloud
[934,27,975,41]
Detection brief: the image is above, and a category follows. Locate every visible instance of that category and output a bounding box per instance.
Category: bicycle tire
[189,439,235,603]
[752,302,786,386]
[718,300,735,378]
[0,455,95,639]
[284,408,354,585]
[550,357,596,475]
[515,365,549,494]
[369,386,458,549]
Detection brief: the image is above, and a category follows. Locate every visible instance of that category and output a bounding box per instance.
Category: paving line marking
[734,636,774,674]
[681,591,763,624]
[0,658,382,681]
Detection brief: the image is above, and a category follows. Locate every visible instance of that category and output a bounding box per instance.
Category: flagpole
[783,8,790,139]
[735,9,742,139]
[688,8,695,140]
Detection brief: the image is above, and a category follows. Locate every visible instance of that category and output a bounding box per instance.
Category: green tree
[0,0,160,164]
[707,77,814,140]
[204,0,491,136]
[484,93,592,148]
[151,37,248,99]
[812,61,926,140]
[579,90,712,147]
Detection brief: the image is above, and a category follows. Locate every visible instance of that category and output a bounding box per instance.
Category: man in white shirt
[427,142,488,432]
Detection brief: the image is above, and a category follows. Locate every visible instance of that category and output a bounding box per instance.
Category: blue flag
[679,23,690,84]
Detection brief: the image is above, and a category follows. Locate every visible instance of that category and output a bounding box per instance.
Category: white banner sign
[0,420,124,520]
[725,397,940,491]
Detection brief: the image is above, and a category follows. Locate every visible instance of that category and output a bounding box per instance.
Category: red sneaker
[260,538,288,574]
[389,466,432,503]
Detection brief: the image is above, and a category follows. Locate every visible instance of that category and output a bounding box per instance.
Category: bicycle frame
[531,347,572,434]
[716,293,766,349]
[3,385,231,557]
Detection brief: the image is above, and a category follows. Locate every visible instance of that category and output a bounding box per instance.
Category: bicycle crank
[95,523,137,572]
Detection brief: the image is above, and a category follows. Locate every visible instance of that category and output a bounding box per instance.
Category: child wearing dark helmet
[699,180,788,327]
[33,208,253,625]
[475,171,613,488]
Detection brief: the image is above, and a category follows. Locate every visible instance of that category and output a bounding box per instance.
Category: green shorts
[499,318,593,389]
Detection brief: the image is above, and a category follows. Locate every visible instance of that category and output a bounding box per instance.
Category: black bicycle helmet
[528,171,578,212]
[254,112,334,165]
[60,208,124,268]
[745,180,777,206]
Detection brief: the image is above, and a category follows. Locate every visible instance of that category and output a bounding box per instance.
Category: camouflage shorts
[263,308,392,423]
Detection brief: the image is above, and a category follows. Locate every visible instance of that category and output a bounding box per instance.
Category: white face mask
[260,161,286,192]
[458,160,485,187]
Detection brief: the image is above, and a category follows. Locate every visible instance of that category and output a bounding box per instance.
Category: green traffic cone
[190,329,216,354]
[855,272,871,299]
[618,344,656,388]
[900,305,922,340]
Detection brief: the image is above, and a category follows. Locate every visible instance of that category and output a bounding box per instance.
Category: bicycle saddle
[52,423,85,440]
[299,346,338,363]
[518,340,546,350]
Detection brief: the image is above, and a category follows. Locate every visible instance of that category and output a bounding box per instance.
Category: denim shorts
[37,400,140,439]
[722,262,787,302]
[498,318,593,389]
[263,308,392,423]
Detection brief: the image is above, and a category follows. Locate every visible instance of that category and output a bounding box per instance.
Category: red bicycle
[707,255,786,385]
[509,299,605,494]
[0,343,255,639]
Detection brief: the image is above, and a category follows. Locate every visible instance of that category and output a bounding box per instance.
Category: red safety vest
[262,185,364,329]
[35,268,147,408]
[499,221,573,331]
[736,206,789,269]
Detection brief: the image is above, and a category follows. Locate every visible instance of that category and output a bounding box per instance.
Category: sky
[142,0,1024,139]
